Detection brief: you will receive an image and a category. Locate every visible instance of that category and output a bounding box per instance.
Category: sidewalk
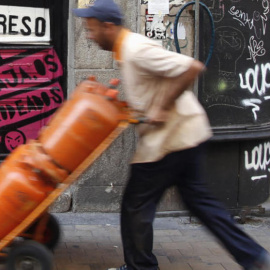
[52,213,270,270]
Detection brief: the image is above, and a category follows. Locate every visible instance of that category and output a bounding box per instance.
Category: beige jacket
[114,30,212,163]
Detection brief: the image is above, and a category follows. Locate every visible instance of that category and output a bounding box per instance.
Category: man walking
[73,1,270,270]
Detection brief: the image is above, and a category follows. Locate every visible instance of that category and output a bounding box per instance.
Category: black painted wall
[197,0,270,208]
[199,0,270,138]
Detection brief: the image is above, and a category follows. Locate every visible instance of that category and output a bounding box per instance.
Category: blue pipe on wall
[173,1,215,67]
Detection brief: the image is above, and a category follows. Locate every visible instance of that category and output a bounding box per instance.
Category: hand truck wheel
[6,240,53,270]
[24,213,60,250]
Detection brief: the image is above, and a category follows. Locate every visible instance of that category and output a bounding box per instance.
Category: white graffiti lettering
[239,63,270,96]
[261,0,269,36]
[251,174,267,181]
[245,142,270,181]
[241,99,261,120]
[251,175,267,181]
[247,36,266,63]
[228,1,269,39]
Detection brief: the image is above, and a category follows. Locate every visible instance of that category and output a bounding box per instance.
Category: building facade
[0,0,269,213]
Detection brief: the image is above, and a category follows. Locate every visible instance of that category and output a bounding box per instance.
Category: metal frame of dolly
[0,120,130,267]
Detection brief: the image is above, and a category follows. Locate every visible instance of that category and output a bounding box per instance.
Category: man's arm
[147,59,205,124]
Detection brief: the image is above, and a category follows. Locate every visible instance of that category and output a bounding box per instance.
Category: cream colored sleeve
[132,42,195,78]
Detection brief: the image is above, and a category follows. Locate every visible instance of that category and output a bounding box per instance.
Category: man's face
[84,18,112,51]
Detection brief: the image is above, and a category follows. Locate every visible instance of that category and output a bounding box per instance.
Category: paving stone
[154,235,173,242]
[48,214,270,270]
[108,235,122,243]
[154,229,183,236]
[66,242,98,250]
[61,234,82,242]
[160,242,192,250]
[57,263,91,270]
[188,262,225,270]
[159,262,192,270]
[74,230,94,237]
[208,246,229,256]
[221,262,242,270]
[71,253,103,264]
[156,255,171,264]
[199,254,234,264]
[164,249,182,257]
[181,246,213,256]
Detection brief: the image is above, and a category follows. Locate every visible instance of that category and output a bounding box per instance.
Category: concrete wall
[50,0,195,213]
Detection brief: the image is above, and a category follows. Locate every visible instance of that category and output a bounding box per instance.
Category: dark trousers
[121,144,265,270]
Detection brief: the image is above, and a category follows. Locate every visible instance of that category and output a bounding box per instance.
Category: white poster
[177,23,186,39]
[148,0,169,15]
[146,14,166,39]
[0,6,50,44]
[78,0,95,8]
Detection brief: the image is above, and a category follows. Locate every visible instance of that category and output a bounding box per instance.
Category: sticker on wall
[0,5,50,44]
[0,48,64,156]
[148,0,169,14]
[78,0,95,8]
[177,22,186,40]
[145,10,166,39]
[4,130,26,152]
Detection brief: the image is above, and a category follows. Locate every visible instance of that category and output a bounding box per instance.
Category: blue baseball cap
[73,0,123,25]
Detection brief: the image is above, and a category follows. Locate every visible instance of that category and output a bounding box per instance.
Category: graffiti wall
[239,139,270,206]
[0,2,66,159]
[0,48,64,158]
[140,1,194,55]
[200,0,270,129]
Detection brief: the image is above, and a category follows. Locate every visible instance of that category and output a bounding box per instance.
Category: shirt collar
[113,28,130,62]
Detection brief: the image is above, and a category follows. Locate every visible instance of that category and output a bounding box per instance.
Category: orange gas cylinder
[3,141,69,184]
[0,159,55,239]
[38,79,122,172]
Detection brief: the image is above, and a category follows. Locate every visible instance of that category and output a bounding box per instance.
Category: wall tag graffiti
[245,142,270,181]
[0,48,64,155]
